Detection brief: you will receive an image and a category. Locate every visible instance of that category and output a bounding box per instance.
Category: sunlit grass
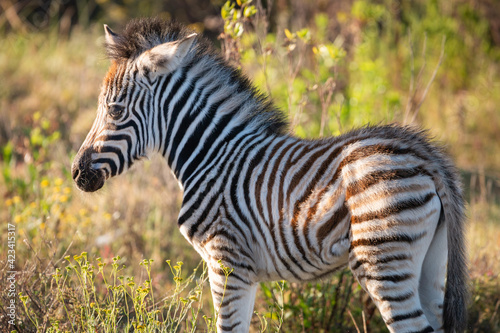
[18,251,211,332]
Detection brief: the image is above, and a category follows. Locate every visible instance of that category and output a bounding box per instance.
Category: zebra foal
[72,18,468,333]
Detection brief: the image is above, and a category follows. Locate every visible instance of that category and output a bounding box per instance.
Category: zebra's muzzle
[72,147,105,192]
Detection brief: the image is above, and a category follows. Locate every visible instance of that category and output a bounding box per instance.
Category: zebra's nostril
[72,167,80,181]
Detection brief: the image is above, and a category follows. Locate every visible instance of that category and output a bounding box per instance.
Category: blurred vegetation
[1,0,500,332]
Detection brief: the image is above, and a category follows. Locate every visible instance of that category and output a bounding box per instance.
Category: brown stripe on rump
[349,241,417,258]
[346,166,432,200]
[350,232,427,249]
[348,182,433,211]
[351,207,439,235]
[361,272,413,283]
[351,192,436,224]
[350,253,411,270]
[339,143,415,172]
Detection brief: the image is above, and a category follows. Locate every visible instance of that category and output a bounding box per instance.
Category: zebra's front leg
[208,265,258,333]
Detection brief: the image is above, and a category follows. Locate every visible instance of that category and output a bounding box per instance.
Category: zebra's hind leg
[419,219,447,332]
[208,263,258,333]
[348,195,442,333]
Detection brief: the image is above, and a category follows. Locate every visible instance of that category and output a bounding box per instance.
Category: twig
[286,38,307,120]
[348,309,361,333]
[405,33,428,124]
[362,310,368,333]
[410,35,446,123]
[403,31,415,123]
[318,78,335,137]
[490,299,500,327]
[0,0,27,32]
[256,0,273,97]
[23,238,44,266]
[415,34,428,92]
[327,270,344,327]
[339,273,354,321]
[290,95,307,132]
[336,98,344,132]
[403,34,446,124]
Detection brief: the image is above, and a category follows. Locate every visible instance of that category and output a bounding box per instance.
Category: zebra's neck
[155,55,286,188]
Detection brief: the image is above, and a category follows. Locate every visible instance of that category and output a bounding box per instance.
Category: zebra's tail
[438,163,468,333]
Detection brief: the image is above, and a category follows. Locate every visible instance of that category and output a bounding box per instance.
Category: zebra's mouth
[73,167,105,192]
[72,148,106,192]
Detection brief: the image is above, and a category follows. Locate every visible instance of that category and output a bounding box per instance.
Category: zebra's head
[72,20,197,192]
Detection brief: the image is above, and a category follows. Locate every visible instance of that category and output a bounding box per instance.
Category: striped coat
[72,18,468,333]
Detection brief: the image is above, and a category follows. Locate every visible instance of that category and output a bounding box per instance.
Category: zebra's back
[181,125,442,278]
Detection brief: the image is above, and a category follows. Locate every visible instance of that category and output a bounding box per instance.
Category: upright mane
[105,18,194,61]
[105,17,288,134]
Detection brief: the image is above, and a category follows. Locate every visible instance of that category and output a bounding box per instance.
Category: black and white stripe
[72,18,468,333]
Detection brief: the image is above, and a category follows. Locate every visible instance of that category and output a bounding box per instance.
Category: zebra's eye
[108,104,125,119]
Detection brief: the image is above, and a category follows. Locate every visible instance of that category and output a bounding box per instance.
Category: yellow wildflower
[66,214,77,224]
[41,179,49,188]
[54,178,64,186]
[13,196,21,204]
[40,222,46,230]
[5,199,13,207]
[82,218,91,227]
[63,187,71,194]
[14,215,22,223]
[59,195,68,203]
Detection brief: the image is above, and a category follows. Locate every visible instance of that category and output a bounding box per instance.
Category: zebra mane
[106,17,288,134]
[105,18,193,61]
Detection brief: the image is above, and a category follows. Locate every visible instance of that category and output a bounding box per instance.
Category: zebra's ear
[138,33,197,76]
[104,24,119,47]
